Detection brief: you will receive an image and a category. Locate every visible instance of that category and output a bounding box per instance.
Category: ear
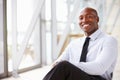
[96,16,99,22]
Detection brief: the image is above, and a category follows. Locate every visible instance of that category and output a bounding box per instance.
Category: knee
[57,61,71,67]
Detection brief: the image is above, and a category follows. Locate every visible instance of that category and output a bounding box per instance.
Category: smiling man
[43,7,118,80]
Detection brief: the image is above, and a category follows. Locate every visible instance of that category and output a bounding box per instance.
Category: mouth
[82,24,91,28]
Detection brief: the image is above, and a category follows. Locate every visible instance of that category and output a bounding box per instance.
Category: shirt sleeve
[73,37,118,75]
[55,42,72,62]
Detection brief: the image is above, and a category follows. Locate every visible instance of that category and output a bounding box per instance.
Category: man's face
[79,8,99,36]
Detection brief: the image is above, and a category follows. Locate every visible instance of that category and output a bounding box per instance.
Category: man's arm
[73,37,118,75]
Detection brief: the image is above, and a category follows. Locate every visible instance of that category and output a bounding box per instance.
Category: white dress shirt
[56,29,118,80]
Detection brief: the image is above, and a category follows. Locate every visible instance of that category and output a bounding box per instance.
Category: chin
[83,29,88,32]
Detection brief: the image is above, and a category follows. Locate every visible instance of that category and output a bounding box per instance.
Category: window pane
[7,0,41,71]
[0,0,4,74]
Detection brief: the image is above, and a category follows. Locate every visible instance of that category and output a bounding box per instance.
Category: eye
[87,15,94,19]
[79,16,83,20]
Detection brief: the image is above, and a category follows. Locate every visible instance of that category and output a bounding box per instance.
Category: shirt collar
[84,28,102,41]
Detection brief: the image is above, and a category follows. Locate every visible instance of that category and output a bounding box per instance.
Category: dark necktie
[80,37,90,62]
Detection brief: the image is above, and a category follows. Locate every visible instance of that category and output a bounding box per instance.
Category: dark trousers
[43,61,106,80]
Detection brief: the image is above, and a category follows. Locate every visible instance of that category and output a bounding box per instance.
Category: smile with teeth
[83,24,90,28]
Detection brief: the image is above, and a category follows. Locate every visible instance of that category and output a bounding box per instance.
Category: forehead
[79,8,98,16]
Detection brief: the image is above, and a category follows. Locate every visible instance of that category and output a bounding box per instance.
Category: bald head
[80,7,98,17]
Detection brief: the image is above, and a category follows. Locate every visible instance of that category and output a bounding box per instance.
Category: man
[43,7,118,80]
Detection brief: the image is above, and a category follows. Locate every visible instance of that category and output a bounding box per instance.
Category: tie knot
[86,37,90,41]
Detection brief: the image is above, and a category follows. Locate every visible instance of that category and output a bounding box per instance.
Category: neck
[85,28,98,36]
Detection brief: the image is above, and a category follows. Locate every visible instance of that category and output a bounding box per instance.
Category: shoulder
[103,34,118,45]
[67,37,84,48]
[69,37,84,44]
[105,34,117,42]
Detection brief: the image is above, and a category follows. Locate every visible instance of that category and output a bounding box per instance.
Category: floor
[1,66,51,80]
